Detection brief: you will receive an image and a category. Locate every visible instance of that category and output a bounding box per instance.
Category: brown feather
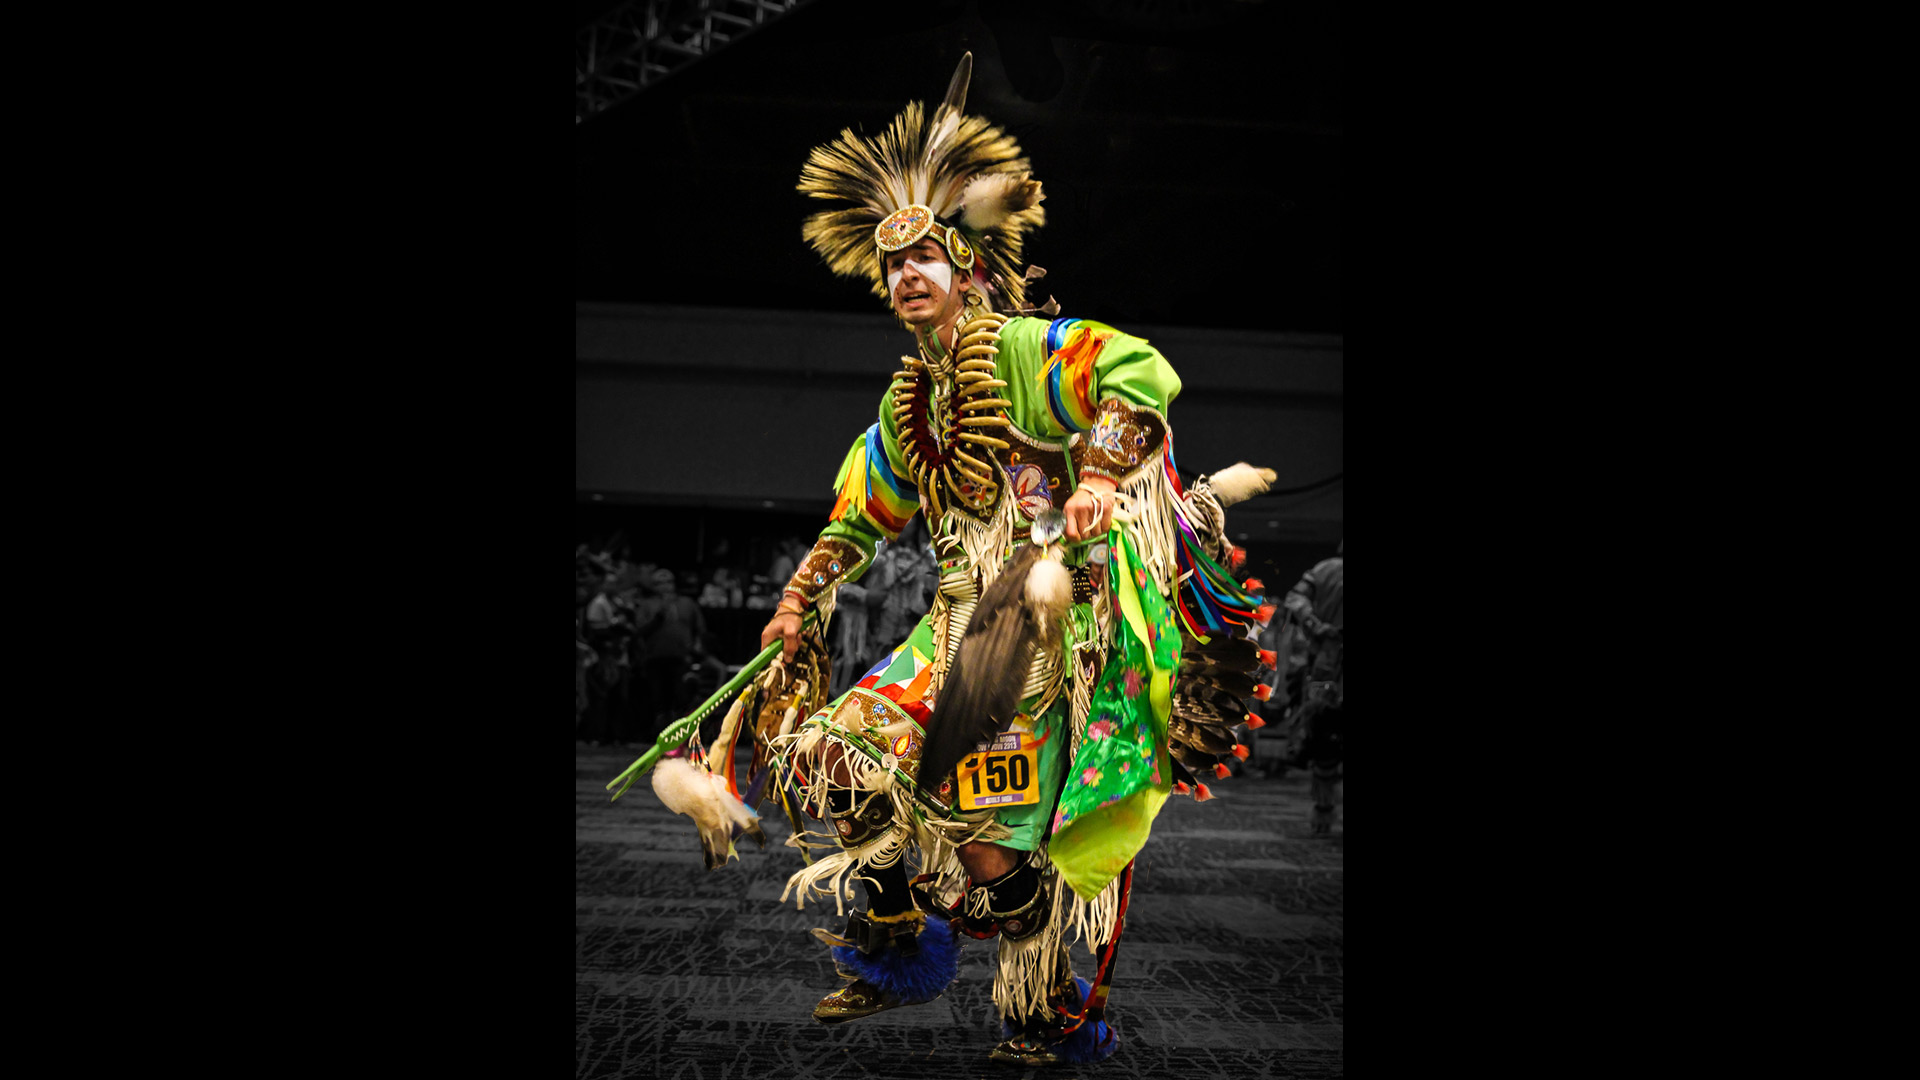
[1181,634,1260,669]
[1168,756,1200,790]
[1168,741,1224,771]
[1168,717,1238,755]
[919,546,1045,790]
[1183,669,1260,700]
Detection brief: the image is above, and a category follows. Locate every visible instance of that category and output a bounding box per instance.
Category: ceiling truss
[577,0,818,124]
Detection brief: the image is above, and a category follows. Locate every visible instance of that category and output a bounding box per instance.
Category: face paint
[888,257,953,297]
[909,258,953,293]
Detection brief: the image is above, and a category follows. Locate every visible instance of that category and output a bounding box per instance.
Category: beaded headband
[874,206,976,271]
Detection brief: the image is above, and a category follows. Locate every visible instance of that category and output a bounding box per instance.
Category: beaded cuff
[1071,399,1168,486]
[785,536,871,606]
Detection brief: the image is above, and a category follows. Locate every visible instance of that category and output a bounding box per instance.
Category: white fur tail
[1208,462,1277,507]
[651,757,760,869]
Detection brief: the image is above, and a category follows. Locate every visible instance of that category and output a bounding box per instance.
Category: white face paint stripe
[911,258,953,293]
[888,257,953,298]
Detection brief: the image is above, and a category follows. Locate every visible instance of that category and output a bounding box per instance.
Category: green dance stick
[605,611,817,801]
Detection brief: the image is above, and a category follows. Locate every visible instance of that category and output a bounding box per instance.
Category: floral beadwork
[1072,398,1168,486]
[1007,462,1054,520]
[1091,412,1127,455]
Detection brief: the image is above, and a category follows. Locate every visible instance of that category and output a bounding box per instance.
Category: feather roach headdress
[798,52,1047,313]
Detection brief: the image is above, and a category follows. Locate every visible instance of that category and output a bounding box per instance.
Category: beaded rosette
[875,204,977,272]
[875,205,935,252]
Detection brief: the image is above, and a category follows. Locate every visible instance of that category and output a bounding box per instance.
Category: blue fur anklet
[997,977,1121,1064]
[828,914,958,1004]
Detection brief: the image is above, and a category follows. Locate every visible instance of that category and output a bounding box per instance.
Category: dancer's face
[884,240,969,327]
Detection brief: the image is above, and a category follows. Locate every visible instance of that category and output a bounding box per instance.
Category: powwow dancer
[635,54,1284,1067]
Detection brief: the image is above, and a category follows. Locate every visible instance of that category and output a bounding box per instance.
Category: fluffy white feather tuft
[1025,555,1072,622]
[960,173,1043,232]
[652,757,760,868]
[1208,463,1278,508]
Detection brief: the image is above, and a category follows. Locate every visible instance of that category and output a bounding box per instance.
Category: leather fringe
[1065,870,1124,948]
[1115,459,1181,597]
[991,850,1071,1022]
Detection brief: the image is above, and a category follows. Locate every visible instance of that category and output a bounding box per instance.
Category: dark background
[558,4,1602,1075]
[576,0,1344,624]
[576,0,1342,333]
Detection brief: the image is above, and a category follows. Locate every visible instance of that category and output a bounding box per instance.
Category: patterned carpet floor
[576,740,1342,1079]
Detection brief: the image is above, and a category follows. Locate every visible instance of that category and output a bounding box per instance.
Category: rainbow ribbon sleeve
[828,421,918,541]
[1038,318,1116,433]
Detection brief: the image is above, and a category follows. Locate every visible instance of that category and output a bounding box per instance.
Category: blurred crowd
[574,522,937,747]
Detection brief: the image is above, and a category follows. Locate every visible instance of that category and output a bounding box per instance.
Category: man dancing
[706,53,1276,1067]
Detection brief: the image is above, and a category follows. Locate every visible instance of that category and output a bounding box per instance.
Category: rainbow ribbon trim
[829,422,917,539]
[1162,435,1268,641]
[1039,317,1117,433]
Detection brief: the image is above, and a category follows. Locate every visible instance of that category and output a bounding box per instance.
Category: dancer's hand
[761,594,806,662]
[1062,474,1117,541]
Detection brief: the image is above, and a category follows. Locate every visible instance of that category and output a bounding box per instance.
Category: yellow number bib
[956,730,1041,810]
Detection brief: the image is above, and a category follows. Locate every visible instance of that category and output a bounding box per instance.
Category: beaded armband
[1071,398,1169,486]
[785,536,870,606]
